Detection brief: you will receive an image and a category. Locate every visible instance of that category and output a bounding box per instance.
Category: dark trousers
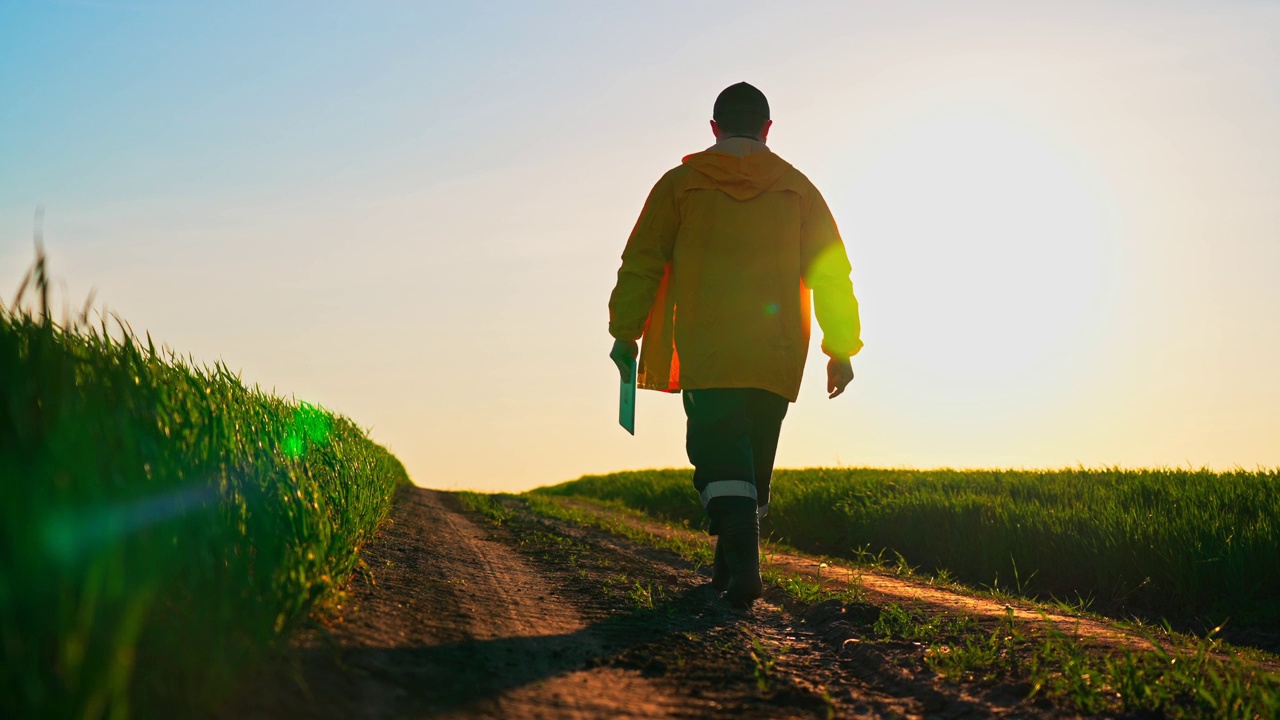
[682,388,789,534]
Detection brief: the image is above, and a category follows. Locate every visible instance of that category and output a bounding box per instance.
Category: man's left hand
[610,339,639,381]
[827,356,854,399]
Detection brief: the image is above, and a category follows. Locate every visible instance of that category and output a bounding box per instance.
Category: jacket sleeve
[801,187,863,358]
[608,171,680,341]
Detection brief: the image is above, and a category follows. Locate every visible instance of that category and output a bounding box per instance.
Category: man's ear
[710,119,722,140]
[761,120,773,141]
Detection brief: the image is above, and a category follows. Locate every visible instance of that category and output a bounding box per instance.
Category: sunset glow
[853,107,1111,387]
[3,2,1278,490]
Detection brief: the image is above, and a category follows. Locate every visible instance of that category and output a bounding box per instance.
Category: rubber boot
[711,536,731,592]
[718,510,762,607]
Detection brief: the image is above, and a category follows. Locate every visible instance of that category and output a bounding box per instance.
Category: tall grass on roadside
[537,466,1280,628]
[1,248,408,719]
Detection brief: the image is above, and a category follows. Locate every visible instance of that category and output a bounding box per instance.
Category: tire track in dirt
[222,487,690,719]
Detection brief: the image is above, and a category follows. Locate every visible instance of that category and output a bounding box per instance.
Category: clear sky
[3,1,1278,491]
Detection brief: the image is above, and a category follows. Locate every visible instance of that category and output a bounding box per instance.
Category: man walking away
[608,82,862,607]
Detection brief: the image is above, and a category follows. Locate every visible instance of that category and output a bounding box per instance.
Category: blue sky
[4,1,1279,490]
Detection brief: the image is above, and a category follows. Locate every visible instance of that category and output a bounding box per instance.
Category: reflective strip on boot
[699,480,757,508]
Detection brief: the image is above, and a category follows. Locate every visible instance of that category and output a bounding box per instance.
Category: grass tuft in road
[928,617,1280,717]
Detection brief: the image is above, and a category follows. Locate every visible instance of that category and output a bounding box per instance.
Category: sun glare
[848,108,1112,402]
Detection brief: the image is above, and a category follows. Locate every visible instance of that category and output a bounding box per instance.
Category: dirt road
[220,486,1064,719]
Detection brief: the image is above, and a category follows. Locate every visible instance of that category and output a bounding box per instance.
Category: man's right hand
[610,339,639,381]
[827,356,854,399]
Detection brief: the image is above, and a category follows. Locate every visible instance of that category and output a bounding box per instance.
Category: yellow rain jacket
[609,138,862,402]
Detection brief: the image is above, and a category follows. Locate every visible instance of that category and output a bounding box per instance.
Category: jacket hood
[681,145,794,201]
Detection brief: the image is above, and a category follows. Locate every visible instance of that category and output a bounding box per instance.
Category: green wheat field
[0,254,407,718]
[538,466,1280,630]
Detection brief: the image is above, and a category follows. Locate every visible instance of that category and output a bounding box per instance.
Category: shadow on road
[225,584,740,718]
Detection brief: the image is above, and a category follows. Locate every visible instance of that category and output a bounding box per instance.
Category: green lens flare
[281,432,305,459]
[281,402,333,459]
